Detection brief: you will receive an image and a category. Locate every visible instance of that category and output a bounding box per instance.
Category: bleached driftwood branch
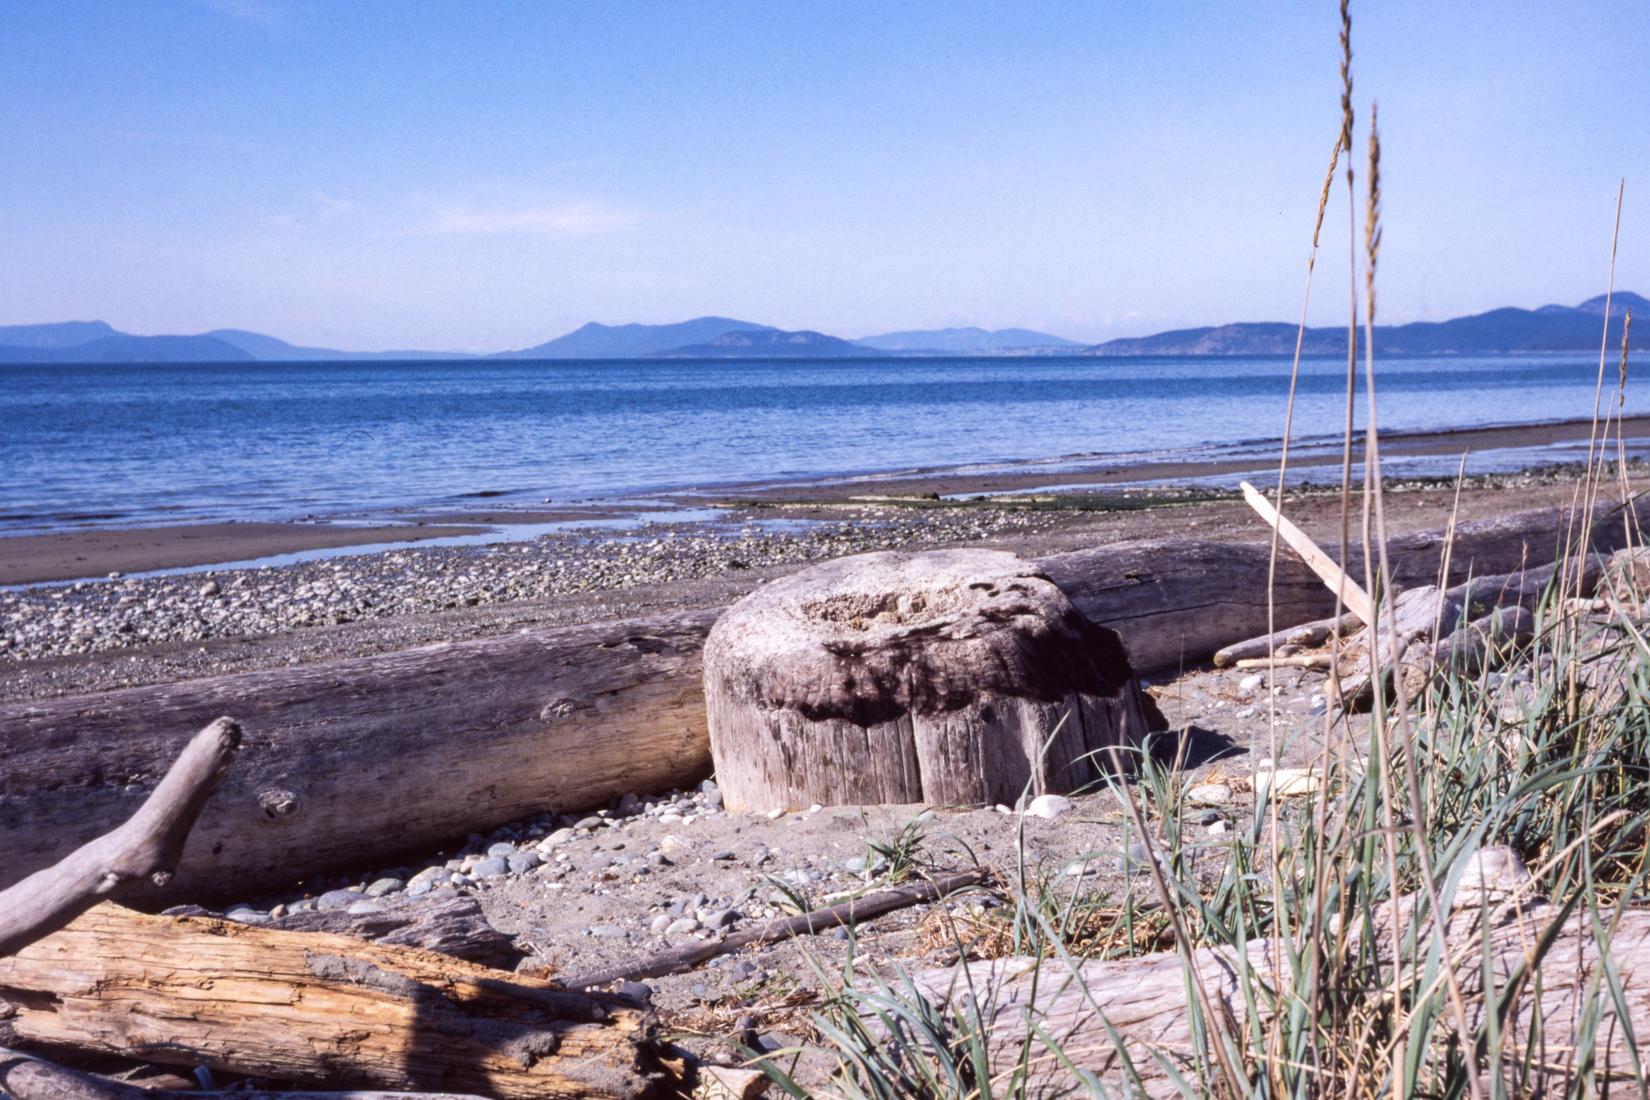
[0,716,241,957]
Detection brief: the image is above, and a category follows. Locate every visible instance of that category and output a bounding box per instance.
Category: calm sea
[0,354,1637,534]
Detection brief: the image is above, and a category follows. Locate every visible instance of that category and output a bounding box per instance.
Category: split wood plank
[1239,480,1376,626]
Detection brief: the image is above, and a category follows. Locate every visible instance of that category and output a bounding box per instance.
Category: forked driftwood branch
[565,869,986,989]
[0,716,241,957]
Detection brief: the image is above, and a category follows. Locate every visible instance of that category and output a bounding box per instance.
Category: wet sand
[0,521,486,586]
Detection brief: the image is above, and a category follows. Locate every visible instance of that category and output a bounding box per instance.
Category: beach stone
[507,852,542,874]
[1186,782,1233,806]
[650,913,673,934]
[665,917,701,937]
[315,888,363,912]
[486,841,516,858]
[472,857,509,879]
[365,877,405,897]
[1023,794,1075,819]
[406,867,445,896]
[198,580,221,598]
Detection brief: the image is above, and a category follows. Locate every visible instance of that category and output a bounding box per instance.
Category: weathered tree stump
[703,549,1165,811]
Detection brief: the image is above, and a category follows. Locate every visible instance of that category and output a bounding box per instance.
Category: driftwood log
[907,847,1650,1097]
[0,904,661,1100]
[0,503,1621,901]
[704,550,1164,811]
[0,1049,490,1099]
[0,610,716,902]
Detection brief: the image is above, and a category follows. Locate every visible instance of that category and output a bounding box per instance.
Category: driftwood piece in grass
[0,1049,491,1099]
[1212,610,1360,667]
[905,847,1650,1097]
[564,868,986,990]
[0,904,663,1100]
[1330,557,1584,710]
[0,609,717,903]
[0,717,240,957]
[704,550,1164,812]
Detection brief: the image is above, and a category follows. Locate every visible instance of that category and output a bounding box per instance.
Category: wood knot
[540,698,581,721]
[258,788,302,818]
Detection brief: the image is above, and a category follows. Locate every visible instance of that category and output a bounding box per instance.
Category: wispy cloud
[313,192,358,217]
[197,0,289,28]
[413,199,650,238]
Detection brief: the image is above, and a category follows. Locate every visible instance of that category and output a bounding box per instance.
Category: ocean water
[0,354,1638,533]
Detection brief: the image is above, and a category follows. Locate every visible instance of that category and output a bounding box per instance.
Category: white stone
[1239,673,1265,692]
[1022,794,1075,820]
[1185,782,1233,806]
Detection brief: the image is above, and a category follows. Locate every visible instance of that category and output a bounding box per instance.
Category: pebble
[406,867,445,896]
[1185,782,1233,806]
[2,506,1061,669]
[1022,794,1075,819]
[472,857,510,879]
[1238,672,1265,692]
[365,877,405,897]
[315,888,364,912]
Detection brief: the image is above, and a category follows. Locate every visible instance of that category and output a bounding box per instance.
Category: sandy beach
[2,421,1644,1084]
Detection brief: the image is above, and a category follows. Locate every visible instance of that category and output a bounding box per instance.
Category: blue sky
[1,2,1646,351]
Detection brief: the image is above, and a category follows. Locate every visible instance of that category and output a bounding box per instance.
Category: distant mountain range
[1084,293,1650,356]
[857,326,1080,352]
[0,294,1644,363]
[656,329,875,358]
[496,316,775,359]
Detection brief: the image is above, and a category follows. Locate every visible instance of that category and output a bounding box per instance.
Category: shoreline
[3,413,1649,585]
[0,520,487,587]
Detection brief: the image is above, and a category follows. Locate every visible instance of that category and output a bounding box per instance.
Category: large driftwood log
[0,503,1621,901]
[0,904,662,1100]
[0,610,716,902]
[0,717,240,956]
[704,550,1164,811]
[906,848,1650,1097]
